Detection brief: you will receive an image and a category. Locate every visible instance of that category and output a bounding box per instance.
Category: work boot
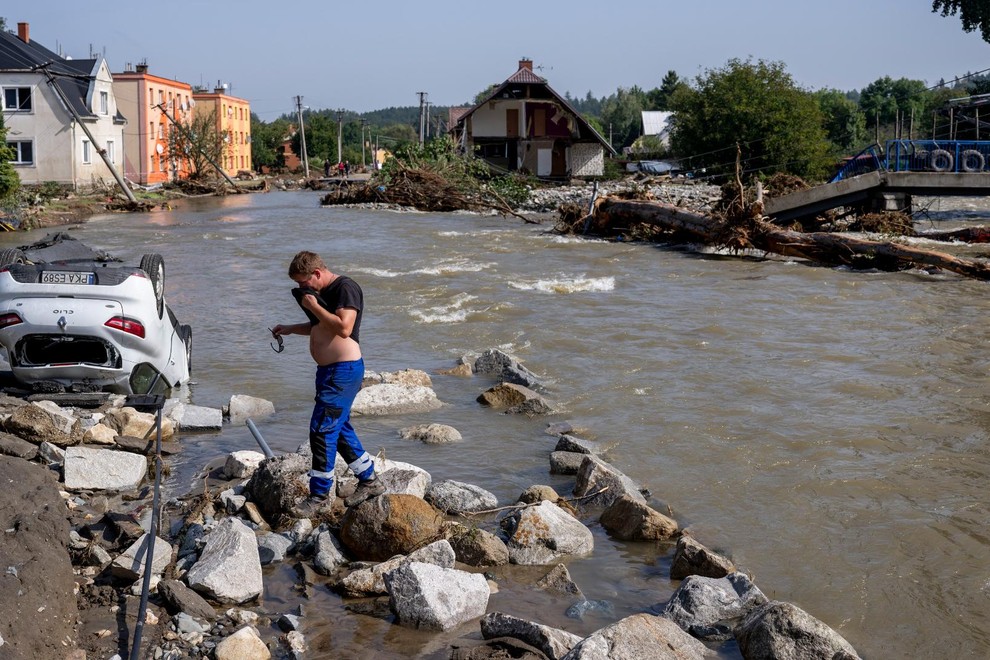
[344,477,385,507]
[291,494,331,519]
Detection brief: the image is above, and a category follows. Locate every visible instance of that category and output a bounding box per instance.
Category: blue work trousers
[308,358,374,497]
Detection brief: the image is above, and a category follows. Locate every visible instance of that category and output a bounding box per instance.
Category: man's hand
[300,293,319,312]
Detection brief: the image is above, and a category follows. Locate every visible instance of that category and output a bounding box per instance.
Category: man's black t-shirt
[293,275,364,344]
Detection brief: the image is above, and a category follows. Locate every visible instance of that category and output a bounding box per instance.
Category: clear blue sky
[7,1,987,121]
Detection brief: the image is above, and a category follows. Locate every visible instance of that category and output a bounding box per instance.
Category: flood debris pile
[320,164,529,220]
[556,172,990,281]
[0,358,862,659]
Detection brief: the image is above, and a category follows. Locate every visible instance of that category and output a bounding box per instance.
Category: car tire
[140,253,165,318]
[179,324,192,374]
[0,248,26,267]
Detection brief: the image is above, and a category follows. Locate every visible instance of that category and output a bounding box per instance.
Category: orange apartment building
[192,84,252,176]
[112,63,194,185]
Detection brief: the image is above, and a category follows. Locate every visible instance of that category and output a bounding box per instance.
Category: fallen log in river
[584,197,990,281]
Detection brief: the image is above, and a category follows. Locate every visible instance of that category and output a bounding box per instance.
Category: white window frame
[6,140,34,164]
[99,91,108,115]
[82,139,92,164]
[3,86,32,112]
[106,140,115,164]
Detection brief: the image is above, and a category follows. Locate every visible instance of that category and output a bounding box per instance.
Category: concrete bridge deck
[764,171,990,223]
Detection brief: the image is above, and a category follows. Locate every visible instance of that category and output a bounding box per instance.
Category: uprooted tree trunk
[582,197,990,281]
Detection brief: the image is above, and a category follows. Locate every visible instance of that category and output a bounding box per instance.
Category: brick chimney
[519,58,533,71]
[17,22,29,44]
[136,63,148,74]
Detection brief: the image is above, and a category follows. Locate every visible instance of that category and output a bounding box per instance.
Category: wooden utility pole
[41,65,137,203]
[295,95,310,177]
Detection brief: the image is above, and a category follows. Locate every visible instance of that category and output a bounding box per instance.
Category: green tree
[858,76,931,139]
[647,70,688,111]
[933,0,990,41]
[168,109,230,179]
[600,86,647,150]
[816,89,867,152]
[668,58,831,180]
[0,112,20,201]
[473,85,498,105]
[250,115,290,172]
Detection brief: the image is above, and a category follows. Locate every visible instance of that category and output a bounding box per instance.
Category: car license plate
[41,271,95,285]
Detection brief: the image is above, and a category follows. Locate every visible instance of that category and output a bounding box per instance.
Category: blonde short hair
[288,251,326,278]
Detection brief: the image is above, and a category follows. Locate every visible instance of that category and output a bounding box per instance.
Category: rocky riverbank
[0,349,861,659]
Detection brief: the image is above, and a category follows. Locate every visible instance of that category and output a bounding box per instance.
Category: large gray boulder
[561,613,713,659]
[312,529,348,575]
[186,517,263,604]
[735,601,861,660]
[477,382,557,415]
[352,383,443,415]
[481,612,583,660]
[473,349,544,389]
[399,423,462,444]
[111,533,172,580]
[157,579,217,621]
[245,453,309,522]
[573,455,645,508]
[445,523,510,567]
[384,562,490,631]
[4,402,78,446]
[63,447,148,491]
[425,479,498,514]
[600,495,678,540]
[670,534,735,580]
[337,539,455,597]
[661,573,768,640]
[227,394,275,424]
[502,501,593,565]
[168,403,223,431]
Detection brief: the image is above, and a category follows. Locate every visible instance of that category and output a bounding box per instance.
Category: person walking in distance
[271,251,385,516]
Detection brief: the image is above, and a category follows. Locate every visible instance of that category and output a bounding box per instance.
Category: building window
[106,140,115,163]
[3,87,32,112]
[158,90,164,104]
[150,122,155,140]
[6,140,33,164]
[100,91,108,115]
[82,140,92,164]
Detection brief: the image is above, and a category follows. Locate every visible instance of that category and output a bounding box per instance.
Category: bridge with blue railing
[765,140,990,223]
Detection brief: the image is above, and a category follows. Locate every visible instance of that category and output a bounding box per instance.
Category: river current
[4,190,990,658]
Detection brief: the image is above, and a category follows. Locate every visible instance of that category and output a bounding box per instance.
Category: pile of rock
[517,177,722,216]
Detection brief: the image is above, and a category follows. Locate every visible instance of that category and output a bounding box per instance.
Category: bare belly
[309,325,362,366]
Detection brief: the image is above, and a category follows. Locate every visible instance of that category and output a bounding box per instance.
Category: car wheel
[179,324,192,374]
[140,253,165,318]
[0,248,26,267]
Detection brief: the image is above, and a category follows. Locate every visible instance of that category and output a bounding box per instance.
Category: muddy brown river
[4,191,989,658]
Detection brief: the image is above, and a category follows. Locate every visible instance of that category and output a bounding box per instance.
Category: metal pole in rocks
[246,418,275,459]
[128,394,166,660]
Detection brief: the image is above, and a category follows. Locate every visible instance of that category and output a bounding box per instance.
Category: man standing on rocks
[272,251,385,516]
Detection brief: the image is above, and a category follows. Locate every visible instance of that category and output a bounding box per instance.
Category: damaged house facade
[0,22,126,188]
[450,59,615,178]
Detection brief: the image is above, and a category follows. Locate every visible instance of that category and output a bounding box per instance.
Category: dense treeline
[243,2,990,184]
[250,65,988,184]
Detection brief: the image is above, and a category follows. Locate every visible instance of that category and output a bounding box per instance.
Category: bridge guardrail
[831,140,990,182]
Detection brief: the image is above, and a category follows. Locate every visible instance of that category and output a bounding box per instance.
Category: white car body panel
[0,236,190,394]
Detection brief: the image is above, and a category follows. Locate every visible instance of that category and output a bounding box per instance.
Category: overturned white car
[0,233,191,394]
